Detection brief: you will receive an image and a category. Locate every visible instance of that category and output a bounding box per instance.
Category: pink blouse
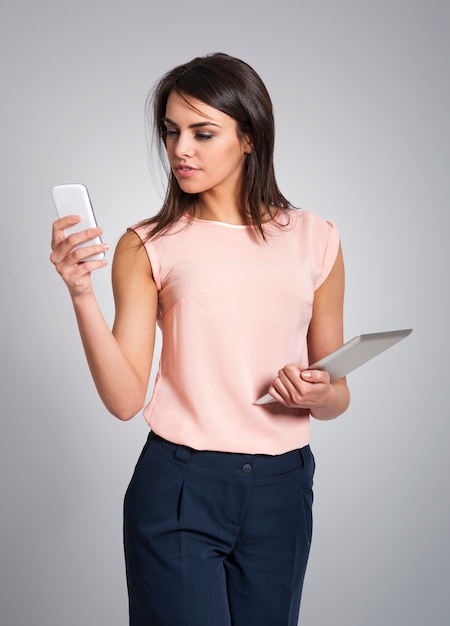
[133,209,339,455]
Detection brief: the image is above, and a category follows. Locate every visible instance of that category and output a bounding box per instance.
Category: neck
[193,193,248,225]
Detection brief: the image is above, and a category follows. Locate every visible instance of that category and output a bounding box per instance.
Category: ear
[242,134,253,154]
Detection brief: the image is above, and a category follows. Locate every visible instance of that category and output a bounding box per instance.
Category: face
[163,92,251,198]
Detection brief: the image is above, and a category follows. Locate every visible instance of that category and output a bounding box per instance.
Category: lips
[175,165,199,178]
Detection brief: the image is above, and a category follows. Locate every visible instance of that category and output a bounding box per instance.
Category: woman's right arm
[51,216,158,420]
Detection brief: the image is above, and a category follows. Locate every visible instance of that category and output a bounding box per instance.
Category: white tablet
[254,328,412,405]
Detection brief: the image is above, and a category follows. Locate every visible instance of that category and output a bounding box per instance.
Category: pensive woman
[51,52,350,626]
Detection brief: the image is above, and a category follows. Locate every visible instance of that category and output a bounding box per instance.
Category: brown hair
[139,52,291,239]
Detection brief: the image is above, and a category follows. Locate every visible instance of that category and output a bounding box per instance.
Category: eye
[165,128,179,139]
[195,133,213,141]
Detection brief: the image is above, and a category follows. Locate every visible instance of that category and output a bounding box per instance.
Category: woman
[51,52,350,626]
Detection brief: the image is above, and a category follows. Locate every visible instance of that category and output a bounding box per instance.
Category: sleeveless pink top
[133,209,339,455]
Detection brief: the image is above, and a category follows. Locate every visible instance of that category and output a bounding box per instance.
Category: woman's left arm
[267,244,350,420]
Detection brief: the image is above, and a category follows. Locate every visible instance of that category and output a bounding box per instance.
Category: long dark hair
[139,52,291,239]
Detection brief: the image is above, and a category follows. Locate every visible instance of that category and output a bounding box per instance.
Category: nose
[173,132,194,159]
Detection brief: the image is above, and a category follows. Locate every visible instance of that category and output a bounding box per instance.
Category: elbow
[104,397,146,422]
[113,410,138,422]
[311,405,349,421]
[96,377,148,422]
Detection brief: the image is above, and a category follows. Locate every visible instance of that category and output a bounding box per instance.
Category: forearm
[309,379,350,421]
[72,293,150,420]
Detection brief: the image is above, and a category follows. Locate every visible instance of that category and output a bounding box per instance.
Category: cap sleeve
[314,220,340,290]
[128,225,162,290]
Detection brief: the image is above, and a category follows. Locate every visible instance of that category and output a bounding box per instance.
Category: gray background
[1,0,449,624]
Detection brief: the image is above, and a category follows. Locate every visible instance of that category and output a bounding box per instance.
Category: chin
[176,179,207,194]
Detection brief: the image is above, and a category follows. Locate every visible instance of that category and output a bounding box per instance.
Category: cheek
[220,141,246,167]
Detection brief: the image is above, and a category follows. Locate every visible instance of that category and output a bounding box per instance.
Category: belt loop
[298,447,305,468]
[174,444,192,464]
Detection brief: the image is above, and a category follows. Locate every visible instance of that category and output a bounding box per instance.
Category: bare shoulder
[112,230,153,282]
[113,230,149,268]
[112,230,156,307]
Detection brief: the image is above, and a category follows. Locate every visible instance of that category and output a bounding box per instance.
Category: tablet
[254,328,412,405]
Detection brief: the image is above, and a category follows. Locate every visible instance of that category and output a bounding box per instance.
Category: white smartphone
[52,183,105,261]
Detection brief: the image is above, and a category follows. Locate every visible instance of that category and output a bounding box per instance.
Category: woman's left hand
[267,363,335,411]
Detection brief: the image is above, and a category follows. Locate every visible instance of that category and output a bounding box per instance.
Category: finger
[51,227,104,259]
[63,227,104,250]
[300,369,330,384]
[271,371,303,403]
[71,257,108,278]
[51,236,108,271]
[279,363,304,381]
[267,380,288,404]
[278,365,307,395]
[269,376,306,408]
[51,215,81,247]
[55,242,108,267]
[54,214,82,228]
[71,243,109,263]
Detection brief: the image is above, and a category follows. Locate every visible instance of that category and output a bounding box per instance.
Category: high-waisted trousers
[123,430,315,626]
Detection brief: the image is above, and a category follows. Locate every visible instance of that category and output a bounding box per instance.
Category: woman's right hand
[50,215,109,297]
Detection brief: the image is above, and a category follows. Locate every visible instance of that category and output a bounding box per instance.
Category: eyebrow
[163,116,221,129]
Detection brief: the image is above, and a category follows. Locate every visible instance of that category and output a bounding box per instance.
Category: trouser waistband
[149,431,312,479]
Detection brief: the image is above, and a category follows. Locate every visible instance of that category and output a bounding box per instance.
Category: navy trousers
[123,431,315,626]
